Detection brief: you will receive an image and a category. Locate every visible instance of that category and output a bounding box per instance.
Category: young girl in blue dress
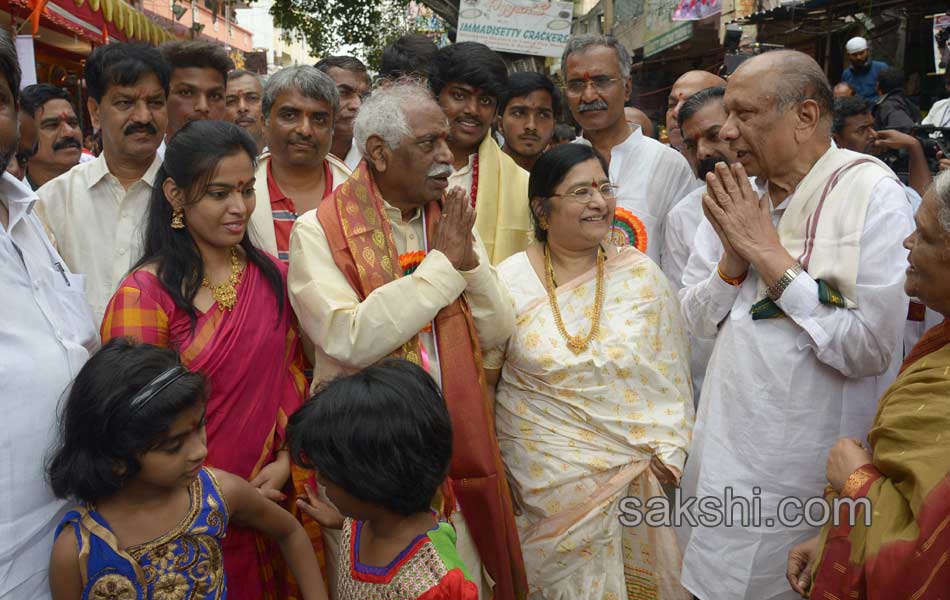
[46,338,328,600]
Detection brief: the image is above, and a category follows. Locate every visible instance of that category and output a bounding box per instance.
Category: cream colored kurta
[35,153,162,324]
[493,247,694,600]
[287,193,515,600]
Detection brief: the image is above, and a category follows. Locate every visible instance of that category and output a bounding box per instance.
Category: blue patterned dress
[55,467,229,600]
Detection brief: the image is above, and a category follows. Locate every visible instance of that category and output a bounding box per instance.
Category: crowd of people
[1,21,948,600]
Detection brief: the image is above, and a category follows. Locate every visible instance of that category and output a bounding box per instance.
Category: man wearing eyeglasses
[315,55,371,170]
[562,34,699,266]
[429,42,533,264]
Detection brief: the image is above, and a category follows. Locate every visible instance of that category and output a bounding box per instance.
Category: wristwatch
[767,261,803,301]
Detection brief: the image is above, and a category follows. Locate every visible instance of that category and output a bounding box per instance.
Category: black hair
[287,359,453,516]
[315,55,368,76]
[0,30,20,105]
[160,41,234,85]
[47,338,207,504]
[528,143,609,243]
[134,120,284,329]
[85,43,170,103]
[428,42,508,100]
[552,122,576,143]
[677,86,725,129]
[832,96,871,135]
[20,84,75,118]
[499,71,562,118]
[379,33,438,81]
[877,67,905,95]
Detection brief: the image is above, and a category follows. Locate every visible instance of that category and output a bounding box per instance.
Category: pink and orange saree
[101,257,311,600]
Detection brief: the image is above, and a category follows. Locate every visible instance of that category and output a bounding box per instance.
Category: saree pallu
[810,320,950,599]
[100,258,310,600]
[494,248,694,600]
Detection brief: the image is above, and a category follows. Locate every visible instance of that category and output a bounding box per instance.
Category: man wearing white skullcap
[841,36,889,102]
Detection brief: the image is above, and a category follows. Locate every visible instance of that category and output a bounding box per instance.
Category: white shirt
[922,97,950,127]
[35,153,163,324]
[448,153,476,199]
[0,172,98,599]
[676,176,913,600]
[578,127,699,264]
[342,143,362,171]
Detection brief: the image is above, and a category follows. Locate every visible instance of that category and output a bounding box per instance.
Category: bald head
[833,82,855,98]
[667,70,727,144]
[732,50,833,129]
[624,106,655,138]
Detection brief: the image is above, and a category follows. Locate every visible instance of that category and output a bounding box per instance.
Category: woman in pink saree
[100,121,310,599]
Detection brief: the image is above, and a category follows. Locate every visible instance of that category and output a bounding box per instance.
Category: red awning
[7,0,174,47]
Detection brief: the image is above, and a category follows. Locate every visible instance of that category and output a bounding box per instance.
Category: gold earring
[539,216,549,230]
[171,207,185,229]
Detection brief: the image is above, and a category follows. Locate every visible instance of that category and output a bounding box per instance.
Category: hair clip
[128,365,188,413]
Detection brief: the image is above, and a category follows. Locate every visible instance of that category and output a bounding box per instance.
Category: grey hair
[353,81,433,156]
[935,171,950,233]
[753,50,834,129]
[560,34,632,80]
[262,66,340,123]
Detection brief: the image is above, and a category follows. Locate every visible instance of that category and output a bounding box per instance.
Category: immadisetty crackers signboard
[456,0,574,58]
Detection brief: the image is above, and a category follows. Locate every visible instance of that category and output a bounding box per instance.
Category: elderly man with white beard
[676,50,913,600]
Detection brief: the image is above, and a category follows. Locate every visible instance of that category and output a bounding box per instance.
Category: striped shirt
[267,159,333,262]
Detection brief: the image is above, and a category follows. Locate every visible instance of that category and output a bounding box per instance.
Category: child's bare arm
[214,468,328,600]
[49,528,83,600]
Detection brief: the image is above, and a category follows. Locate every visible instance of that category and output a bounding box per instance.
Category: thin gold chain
[543,244,606,354]
[201,246,243,311]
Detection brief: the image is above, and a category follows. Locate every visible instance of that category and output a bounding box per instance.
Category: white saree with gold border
[493,247,694,600]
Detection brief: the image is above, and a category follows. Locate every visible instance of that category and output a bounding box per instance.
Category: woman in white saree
[486,144,695,600]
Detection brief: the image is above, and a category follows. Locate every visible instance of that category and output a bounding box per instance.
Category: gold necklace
[543,244,606,354]
[201,246,243,311]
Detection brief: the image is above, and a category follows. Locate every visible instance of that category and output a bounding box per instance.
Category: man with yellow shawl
[428,42,533,265]
[786,171,950,598]
[286,81,527,600]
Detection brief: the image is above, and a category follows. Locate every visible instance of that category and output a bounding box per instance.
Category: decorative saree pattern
[494,248,694,599]
[810,320,950,599]
[100,259,310,600]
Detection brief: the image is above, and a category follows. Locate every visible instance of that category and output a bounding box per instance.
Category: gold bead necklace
[543,243,606,354]
[201,246,243,311]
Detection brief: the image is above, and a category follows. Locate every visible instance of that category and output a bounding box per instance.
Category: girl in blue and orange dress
[46,338,328,600]
[287,359,479,600]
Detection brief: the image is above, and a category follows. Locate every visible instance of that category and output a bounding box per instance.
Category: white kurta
[579,128,699,265]
[0,173,98,599]
[676,177,913,600]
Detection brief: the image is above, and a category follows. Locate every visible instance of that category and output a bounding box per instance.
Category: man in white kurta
[561,35,699,264]
[287,83,516,600]
[35,43,168,323]
[676,51,913,600]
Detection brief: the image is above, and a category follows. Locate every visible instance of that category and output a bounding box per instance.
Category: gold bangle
[841,465,875,497]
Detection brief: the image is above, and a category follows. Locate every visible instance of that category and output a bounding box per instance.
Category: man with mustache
[429,42,533,264]
[661,86,742,405]
[225,68,265,155]
[247,66,350,263]
[497,71,559,172]
[287,80,523,600]
[315,55,370,170]
[159,40,232,147]
[676,51,913,600]
[35,43,169,323]
[18,84,85,190]
[562,34,699,264]
[841,36,889,102]
[666,70,727,176]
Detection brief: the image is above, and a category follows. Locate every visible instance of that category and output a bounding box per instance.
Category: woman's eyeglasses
[550,183,619,203]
